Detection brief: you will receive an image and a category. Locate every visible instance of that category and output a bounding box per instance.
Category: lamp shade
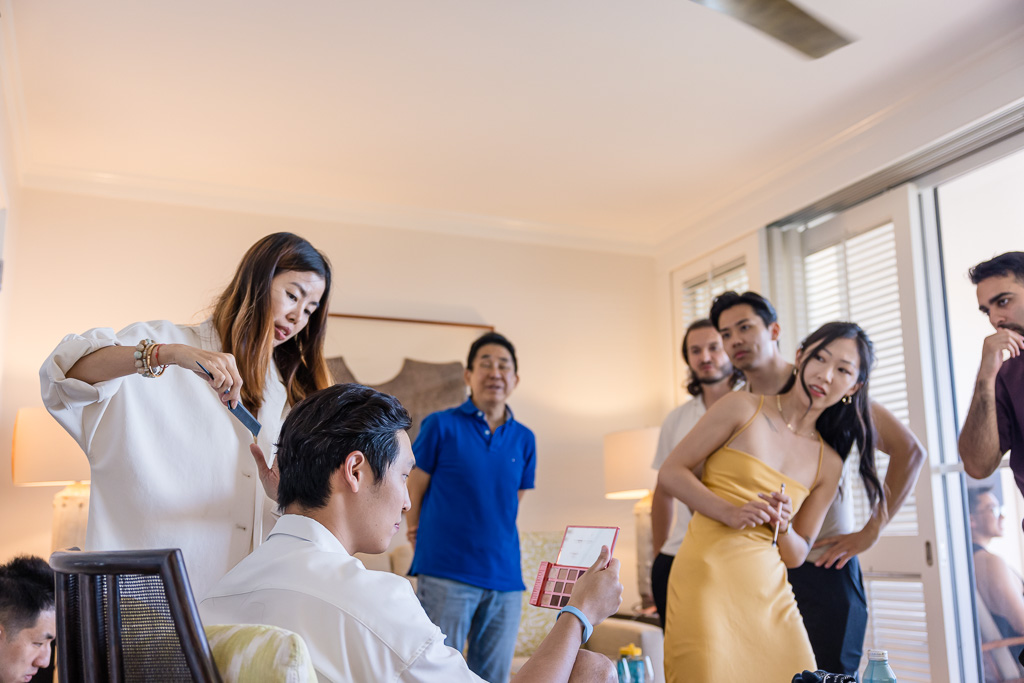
[12,407,90,486]
[603,427,660,500]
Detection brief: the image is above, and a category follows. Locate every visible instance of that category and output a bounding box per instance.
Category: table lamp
[12,406,91,551]
[604,426,661,609]
[603,427,660,500]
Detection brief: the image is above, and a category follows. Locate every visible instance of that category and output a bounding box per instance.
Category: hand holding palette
[529,525,619,610]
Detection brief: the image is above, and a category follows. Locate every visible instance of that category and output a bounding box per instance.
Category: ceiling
[1,0,1022,252]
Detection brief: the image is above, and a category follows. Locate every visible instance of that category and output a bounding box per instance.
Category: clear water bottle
[615,654,633,683]
[616,643,653,683]
[863,649,898,682]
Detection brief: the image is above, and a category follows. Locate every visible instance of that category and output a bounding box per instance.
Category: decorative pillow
[514,531,564,657]
[204,623,318,683]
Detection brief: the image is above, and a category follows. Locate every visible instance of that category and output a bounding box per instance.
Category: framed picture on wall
[323,313,493,439]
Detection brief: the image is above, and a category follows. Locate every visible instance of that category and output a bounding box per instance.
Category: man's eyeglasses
[978,504,1005,518]
[476,360,514,372]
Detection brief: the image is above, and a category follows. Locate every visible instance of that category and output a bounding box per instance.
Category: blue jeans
[416,574,522,683]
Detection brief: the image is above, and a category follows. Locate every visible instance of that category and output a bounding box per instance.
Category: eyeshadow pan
[558,568,568,579]
[558,595,570,607]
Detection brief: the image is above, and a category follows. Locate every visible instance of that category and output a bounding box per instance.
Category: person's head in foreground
[969,486,1005,546]
[793,321,884,507]
[970,251,1024,336]
[0,556,56,683]
[272,383,622,681]
[275,382,414,555]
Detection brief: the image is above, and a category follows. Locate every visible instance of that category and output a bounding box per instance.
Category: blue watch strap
[557,605,593,644]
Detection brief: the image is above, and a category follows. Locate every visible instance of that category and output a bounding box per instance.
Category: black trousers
[651,552,674,629]
[788,556,869,677]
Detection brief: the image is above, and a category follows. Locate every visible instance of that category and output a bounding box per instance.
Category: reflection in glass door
[934,143,1024,683]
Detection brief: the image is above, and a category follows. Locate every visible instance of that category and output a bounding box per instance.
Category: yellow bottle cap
[619,643,642,657]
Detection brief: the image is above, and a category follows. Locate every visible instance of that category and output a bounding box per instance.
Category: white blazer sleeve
[39,327,127,451]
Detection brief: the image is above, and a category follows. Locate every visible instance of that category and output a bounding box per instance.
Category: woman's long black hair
[795,321,884,508]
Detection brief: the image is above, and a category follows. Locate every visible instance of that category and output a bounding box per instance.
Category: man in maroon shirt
[959,251,1024,511]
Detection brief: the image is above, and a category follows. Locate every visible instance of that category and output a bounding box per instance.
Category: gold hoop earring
[842,394,853,405]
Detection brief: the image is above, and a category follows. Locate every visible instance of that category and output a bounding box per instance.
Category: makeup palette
[528,525,618,610]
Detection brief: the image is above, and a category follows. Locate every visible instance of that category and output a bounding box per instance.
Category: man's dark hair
[275,383,411,510]
[682,319,742,397]
[968,486,995,517]
[709,291,778,330]
[0,556,55,634]
[467,332,518,372]
[969,252,1024,286]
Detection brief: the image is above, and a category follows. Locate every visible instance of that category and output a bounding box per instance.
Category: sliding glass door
[921,137,1024,682]
[771,187,959,681]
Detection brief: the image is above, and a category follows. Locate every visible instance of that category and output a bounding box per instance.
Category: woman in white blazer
[40,232,333,598]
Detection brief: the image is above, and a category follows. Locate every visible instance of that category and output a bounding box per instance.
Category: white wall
[0,189,666,608]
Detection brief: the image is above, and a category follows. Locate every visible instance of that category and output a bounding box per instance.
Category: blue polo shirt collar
[457,398,515,426]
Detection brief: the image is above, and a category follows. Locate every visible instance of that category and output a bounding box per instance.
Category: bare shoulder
[978,549,1014,578]
[711,391,761,414]
[697,392,760,437]
[817,443,844,485]
[869,399,923,456]
[870,400,909,434]
[868,399,894,418]
[973,549,998,570]
[973,550,1008,587]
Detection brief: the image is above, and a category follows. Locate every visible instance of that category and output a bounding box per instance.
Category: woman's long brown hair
[212,233,333,414]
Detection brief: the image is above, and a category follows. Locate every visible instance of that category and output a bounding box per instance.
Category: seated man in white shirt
[200,383,621,682]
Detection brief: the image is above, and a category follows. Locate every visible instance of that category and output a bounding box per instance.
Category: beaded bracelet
[134,339,167,378]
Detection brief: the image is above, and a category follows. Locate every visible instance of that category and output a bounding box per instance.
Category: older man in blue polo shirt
[406,332,536,683]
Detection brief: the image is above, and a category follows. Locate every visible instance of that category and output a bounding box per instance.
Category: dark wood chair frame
[49,548,221,683]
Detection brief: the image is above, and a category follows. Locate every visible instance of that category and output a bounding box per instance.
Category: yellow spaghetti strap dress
[664,395,822,681]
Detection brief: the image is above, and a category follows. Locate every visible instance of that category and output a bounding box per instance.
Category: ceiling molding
[5,2,1023,261]
[20,165,659,257]
[0,0,653,257]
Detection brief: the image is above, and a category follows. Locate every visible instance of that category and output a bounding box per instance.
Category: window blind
[864,578,932,682]
[804,222,918,535]
[803,222,930,679]
[680,259,749,332]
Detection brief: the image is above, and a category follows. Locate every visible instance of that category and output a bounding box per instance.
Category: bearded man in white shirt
[200,383,621,682]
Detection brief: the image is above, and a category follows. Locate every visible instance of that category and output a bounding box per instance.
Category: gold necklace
[776,394,816,439]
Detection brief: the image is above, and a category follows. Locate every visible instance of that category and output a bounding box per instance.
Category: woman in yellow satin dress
[658,322,884,681]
